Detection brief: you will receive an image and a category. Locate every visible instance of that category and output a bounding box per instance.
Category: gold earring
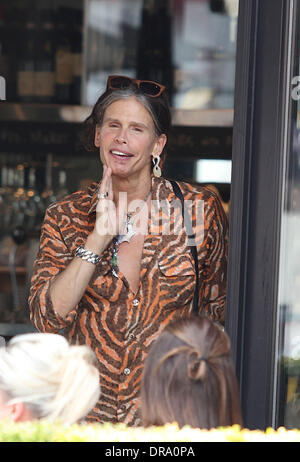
[153,155,162,178]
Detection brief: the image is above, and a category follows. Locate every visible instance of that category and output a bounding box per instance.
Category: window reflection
[195,158,231,183]
[277,1,300,429]
[85,0,239,110]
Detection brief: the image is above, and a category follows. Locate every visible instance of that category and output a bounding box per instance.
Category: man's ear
[94,126,101,148]
[152,134,167,157]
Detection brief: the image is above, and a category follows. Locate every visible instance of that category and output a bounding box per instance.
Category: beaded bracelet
[74,246,101,265]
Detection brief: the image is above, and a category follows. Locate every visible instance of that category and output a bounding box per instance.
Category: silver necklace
[111,190,151,269]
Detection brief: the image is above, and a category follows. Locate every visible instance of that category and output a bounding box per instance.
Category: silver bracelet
[75,246,101,265]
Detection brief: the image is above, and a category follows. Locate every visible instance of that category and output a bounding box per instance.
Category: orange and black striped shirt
[29,176,228,426]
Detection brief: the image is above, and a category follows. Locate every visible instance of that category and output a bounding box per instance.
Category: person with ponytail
[141,316,243,429]
[0,333,100,424]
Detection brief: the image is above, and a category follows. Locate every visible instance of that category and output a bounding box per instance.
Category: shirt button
[132,299,139,307]
[128,333,135,340]
[123,367,131,375]
[120,404,126,411]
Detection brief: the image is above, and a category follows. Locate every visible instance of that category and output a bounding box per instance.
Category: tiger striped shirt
[29,176,228,426]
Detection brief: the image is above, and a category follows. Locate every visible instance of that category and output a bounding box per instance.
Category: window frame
[225,0,297,429]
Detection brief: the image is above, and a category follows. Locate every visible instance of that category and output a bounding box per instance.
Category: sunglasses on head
[106,75,166,98]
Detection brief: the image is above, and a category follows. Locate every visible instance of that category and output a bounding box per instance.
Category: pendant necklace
[111,189,151,270]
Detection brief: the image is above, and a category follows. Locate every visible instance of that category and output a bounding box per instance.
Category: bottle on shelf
[42,153,56,206]
[17,10,36,102]
[56,168,68,201]
[4,6,20,102]
[29,156,47,233]
[55,7,73,104]
[71,8,83,105]
[35,8,55,103]
[25,161,41,234]
[0,5,8,95]
[0,157,9,235]
[137,0,174,103]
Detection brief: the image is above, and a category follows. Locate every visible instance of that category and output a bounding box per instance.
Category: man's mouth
[110,150,133,158]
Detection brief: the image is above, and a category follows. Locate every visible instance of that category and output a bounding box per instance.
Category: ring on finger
[98,191,109,199]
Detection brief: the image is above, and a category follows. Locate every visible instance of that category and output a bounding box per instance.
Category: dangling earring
[152,155,162,178]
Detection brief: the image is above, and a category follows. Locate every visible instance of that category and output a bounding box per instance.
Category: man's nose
[114,129,127,143]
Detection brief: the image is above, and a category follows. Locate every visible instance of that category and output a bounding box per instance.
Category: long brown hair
[141,316,243,429]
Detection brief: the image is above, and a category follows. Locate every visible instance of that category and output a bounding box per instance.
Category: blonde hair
[0,333,100,424]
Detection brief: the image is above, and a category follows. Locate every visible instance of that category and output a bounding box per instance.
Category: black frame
[226,0,297,429]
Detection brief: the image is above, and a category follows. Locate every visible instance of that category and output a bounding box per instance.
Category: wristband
[75,246,101,265]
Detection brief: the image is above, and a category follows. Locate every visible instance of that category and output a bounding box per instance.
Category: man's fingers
[98,166,112,199]
[95,198,117,236]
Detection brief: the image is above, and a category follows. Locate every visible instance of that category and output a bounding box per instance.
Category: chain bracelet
[75,246,101,265]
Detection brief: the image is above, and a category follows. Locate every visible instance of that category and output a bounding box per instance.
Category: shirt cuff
[32,277,78,332]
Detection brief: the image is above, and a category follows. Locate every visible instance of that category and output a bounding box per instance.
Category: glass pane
[0,0,238,334]
[0,149,100,326]
[276,0,300,429]
[0,0,84,104]
[84,0,239,110]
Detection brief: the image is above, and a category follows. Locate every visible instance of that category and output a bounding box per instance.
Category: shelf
[0,103,234,127]
[172,108,234,127]
[0,266,26,274]
[0,103,91,123]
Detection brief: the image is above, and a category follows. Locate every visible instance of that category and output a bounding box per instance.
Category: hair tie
[188,355,208,381]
